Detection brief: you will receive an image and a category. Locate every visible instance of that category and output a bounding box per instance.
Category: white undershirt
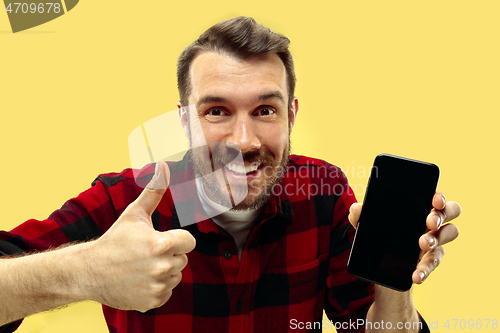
[195,177,262,260]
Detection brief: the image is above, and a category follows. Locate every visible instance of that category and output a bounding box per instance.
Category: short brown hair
[177,16,296,110]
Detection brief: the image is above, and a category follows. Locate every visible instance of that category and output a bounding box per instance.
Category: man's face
[179,51,298,211]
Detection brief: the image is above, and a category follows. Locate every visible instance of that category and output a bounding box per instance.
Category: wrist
[31,240,100,304]
[0,241,98,325]
[64,240,100,303]
[367,285,419,332]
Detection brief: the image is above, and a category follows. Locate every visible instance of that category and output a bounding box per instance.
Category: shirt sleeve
[0,179,118,257]
[324,183,375,333]
[0,178,118,332]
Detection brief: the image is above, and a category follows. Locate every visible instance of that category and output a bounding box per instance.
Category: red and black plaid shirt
[0,154,429,333]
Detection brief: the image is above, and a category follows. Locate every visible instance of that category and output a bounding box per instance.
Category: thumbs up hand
[85,161,196,312]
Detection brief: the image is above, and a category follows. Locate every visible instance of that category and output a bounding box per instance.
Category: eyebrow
[196,91,285,111]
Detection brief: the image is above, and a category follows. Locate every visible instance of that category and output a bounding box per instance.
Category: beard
[189,140,290,211]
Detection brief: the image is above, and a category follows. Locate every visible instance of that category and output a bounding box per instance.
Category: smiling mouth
[222,162,263,175]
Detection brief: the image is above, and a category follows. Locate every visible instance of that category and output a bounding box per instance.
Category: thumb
[132,160,171,217]
[348,203,362,229]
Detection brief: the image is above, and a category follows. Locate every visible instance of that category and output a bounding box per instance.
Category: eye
[257,107,276,117]
[206,108,227,117]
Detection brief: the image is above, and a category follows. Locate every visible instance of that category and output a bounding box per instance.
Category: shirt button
[236,301,243,311]
[223,250,231,260]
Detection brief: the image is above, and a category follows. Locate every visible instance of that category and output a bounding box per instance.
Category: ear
[288,96,299,134]
[177,101,190,140]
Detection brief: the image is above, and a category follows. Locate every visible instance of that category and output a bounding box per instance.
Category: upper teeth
[225,163,260,175]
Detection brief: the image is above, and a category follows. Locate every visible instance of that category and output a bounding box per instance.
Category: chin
[229,186,272,211]
[231,197,268,211]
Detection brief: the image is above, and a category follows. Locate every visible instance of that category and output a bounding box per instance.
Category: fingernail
[433,215,441,228]
[426,235,436,248]
[418,271,425,282]
[146,161,163,190]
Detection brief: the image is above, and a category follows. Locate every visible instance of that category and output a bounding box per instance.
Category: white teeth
[225,163,260,175]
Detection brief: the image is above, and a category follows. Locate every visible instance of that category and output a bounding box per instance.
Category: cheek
[190,123,223,150]
[198,121,227,142]
[263,129,289,157]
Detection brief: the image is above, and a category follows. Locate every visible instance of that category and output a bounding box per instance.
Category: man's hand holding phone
[345,155,462,332]
[348,187,461,285]
[414,191,461,283]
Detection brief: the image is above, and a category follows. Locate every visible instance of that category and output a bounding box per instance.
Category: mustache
[187,143,277,178]
[210,144,275,168]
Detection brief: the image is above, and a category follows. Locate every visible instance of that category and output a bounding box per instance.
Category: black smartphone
[347,154,440,291]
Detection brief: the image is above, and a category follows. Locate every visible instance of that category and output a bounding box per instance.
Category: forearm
[0,241,95,326]
[366,285,420,333]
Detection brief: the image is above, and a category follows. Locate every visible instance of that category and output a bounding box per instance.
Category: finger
[413,246,445,284]
[426,201,462,230]
[158,289,174,310]
[419,223,460,251]
[132,160,171,217]
[442,201,462,223]
[166,271,183,291]
[140,285,175,313]
[169,254,189,275]
[432,191,446,210]
[153,254,189,278]
[348,203,362,229]
[426,208,445,230]
[158,229,197,255]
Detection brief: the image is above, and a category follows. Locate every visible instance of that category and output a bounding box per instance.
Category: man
[0,17,460,332]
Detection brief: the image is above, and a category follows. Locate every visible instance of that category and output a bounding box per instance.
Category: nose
[229,114,261,153]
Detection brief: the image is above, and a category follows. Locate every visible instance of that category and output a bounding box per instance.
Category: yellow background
[1,0,498,332]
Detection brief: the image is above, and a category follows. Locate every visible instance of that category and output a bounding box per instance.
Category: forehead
[188,52,288,104]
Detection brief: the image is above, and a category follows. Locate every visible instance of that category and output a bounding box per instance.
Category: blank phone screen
[347,154,440,291]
